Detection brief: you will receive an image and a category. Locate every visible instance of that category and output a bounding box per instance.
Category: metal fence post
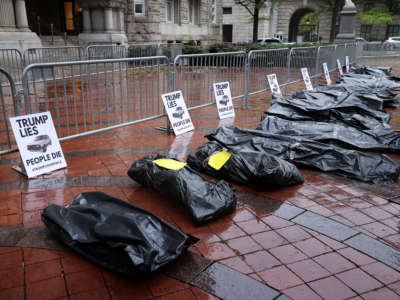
[314,46,321,86]
[0,68,16,152]
[166,57,175,132]
[21,65,31,114]
[285,48,293,96]
[334,44,338,69]
[244,53,250,109]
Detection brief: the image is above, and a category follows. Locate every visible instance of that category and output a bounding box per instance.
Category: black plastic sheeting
[257,115,400,153]
[206,126,400,186]
[339,73,400,91]
[349,65,392,77]
[314,84,398,108]
[128,154,236,225]
[287,90,390,121]
[42,192,197,276]
[187,141,304,189]
[268,94,391,131]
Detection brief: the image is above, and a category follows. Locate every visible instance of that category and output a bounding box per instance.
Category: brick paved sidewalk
[1,87,400,300]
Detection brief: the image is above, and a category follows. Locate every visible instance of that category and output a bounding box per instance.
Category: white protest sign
[337,59,343,76]
[301,68,313,91]
[345,56,350,72]
[322,63,332,85]
[267,74,282,96]
[161,90,194,136]
[213,82,235,119]
[10,111,67,178]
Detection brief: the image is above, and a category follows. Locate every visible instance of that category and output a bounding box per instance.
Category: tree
[356,0,400,25]
[234,0,281,43]
[311,0,399,42]
[358,8,393,25]
[298,12,319,34]
[309,0,345,43]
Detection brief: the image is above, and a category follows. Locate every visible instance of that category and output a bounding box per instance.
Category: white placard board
[10,111,67,178]
[213,82,235,119]
[337,59,343,76]
[322,63,332,85]
[161,90,194,136]
[301,68,313,91]
[345,56,350,72]
[267,74,282,96]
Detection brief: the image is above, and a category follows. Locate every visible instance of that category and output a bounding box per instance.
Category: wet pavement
[1,65,400,299]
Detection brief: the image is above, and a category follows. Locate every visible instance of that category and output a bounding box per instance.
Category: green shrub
[182,40,205,54]
[207,43,241,53]
[182,44,206,54]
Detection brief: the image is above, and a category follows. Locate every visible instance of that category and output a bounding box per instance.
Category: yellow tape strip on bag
[208,151,231,170]
[153,159,187,170]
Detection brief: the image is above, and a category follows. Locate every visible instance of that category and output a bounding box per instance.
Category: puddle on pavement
[236,190,283,215]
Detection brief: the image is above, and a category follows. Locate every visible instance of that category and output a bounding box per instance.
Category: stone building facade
[221,0,399,43]
[0,0,41,49]
[0,0,398,51]
[124,0,221,43]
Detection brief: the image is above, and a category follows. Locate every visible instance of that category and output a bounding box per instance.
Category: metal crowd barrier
[0,67,19,154]
[21,56,170,140]
[284,46,318,94]
[360,41,400,58]
[0,48,24,83]
[24,46,84,65]
[173,51,247,109]
[316,45,336,73]
[0,42,367,153]
[86,45,128,60]
[246,48,290,97]
[335,44,347,65]
[128,43,182,60]
[344,42,357,64]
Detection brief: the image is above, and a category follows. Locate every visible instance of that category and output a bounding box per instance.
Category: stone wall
[222,0,283,42]
[125,0,221,44]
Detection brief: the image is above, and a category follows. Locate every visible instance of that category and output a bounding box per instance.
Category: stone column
[77,0,128,45]
[82,8,91,33]
[271,3,278,36]
[104,7,114,32]
[0,0,16,27]
[118,9,124,33]
[264,1,272,37]
[0,0,41,51]
[14,0,29,29]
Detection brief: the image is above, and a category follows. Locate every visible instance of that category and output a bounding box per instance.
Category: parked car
[384,37,400,50]
[172,106,185,119]
[257,38,283,46]
[234,40,251,46]
[27,135,52,153]
[356,37,367,43]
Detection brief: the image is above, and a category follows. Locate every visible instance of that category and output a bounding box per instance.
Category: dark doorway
[26,0,83,36]
[288,8,314,42]
[223,25,233,43]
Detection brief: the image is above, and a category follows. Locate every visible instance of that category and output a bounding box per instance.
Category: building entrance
[26,0,82,36]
